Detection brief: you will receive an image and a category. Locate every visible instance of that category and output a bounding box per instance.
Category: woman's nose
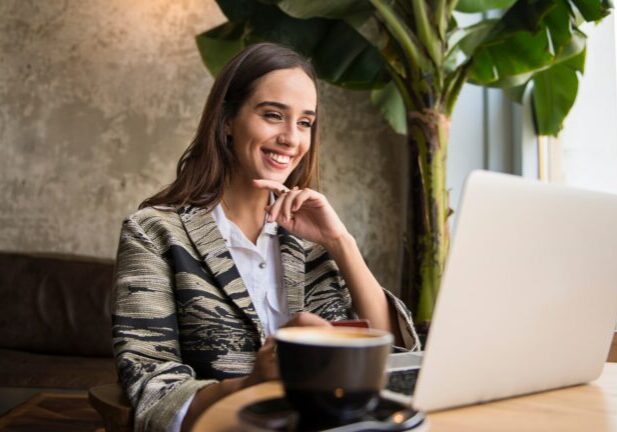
[276,126,299,147]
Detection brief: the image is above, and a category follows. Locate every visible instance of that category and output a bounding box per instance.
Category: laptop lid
[413,171,617,412]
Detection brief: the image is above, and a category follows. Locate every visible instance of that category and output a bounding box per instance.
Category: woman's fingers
[283,311,332,328]
[291,189,315,212]
[282,188,301,221]
[255,179,290,222]
[246,336,280,385]
[267,187,301,222]
[255,179,322,223]
[267,193,286,222]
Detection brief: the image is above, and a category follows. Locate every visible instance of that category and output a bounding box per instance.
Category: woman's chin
[256,171,291,184]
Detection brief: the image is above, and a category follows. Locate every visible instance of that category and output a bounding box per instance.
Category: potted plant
[196,0,613,332]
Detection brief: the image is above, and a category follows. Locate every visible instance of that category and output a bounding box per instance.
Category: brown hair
[140,43,320,210]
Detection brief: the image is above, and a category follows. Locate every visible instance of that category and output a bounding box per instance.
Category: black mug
[275,326,393,425]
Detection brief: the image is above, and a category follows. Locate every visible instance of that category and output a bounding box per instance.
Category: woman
[112,43,420,432]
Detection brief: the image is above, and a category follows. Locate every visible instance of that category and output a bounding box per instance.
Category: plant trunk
[401,108,451,328]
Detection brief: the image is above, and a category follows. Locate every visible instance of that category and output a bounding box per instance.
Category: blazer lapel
[278,227,305,316]
[177,205,266,340]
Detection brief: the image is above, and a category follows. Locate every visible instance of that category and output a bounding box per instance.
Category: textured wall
[0,0,405,292]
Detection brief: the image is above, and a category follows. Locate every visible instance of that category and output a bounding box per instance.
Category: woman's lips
[262,149,291,169]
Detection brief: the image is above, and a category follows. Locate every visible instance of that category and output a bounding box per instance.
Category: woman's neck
[222,177,270,244]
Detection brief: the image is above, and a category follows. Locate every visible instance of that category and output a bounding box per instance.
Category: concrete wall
[0,1,405,291]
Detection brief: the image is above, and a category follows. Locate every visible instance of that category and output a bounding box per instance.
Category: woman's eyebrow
[255,101,316,116]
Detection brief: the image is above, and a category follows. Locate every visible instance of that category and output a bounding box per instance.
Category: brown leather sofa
[0,252,117,410]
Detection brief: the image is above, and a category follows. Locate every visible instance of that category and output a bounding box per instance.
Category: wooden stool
[88,383,133,432]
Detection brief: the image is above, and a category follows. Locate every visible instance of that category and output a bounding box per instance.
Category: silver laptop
[411,170,617,412]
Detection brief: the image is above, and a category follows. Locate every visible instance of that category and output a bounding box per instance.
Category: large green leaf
[562,45,586,72]
[532,62,579,135]
[503,82,529,103]
[276,0,377,42]
[196,22,246,76]
[201,0,388,88]
[277,0,372,19]
[456,21,498,55]
[469,28,585,86]
[456,0,517,13]
[543,0,574,53]
[503,49,584,105]
[470,29,553,84]
[371,81,407,134]
[466,0,586,87]
[497,0,557,34]
[570,0,613,21]
[445,20,496,73]
[243,3,329,55]
[449,0,572,61]
[217,0,258,21]
[311,21,387,88]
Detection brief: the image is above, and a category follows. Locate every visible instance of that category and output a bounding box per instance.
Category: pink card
[330,319,370,329]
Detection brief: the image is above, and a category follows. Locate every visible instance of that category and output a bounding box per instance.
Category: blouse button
[259,262,267,269]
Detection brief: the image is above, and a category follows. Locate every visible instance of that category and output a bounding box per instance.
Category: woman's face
[227,67,317,186]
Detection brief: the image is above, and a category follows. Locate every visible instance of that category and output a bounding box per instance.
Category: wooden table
[194,363,617,431]
[0,391,105,432]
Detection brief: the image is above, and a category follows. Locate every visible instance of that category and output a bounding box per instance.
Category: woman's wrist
[324,231,356,260]
[181,377,246,432]
[238,374,257,390]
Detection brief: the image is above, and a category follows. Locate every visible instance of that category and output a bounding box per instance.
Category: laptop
[408,170,617,412]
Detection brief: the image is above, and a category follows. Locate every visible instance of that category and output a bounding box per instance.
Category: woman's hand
[242,312,331,389]
[282,311,332,328]
[242,337,279,388]
[253,179,349,250]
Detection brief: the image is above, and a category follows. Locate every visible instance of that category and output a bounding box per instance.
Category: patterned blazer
[112,205,419,432]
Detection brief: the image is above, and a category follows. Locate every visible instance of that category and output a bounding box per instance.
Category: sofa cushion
[0,348,116,389]
[0,252,114,357]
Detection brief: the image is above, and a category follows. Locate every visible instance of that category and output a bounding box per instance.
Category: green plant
[196,0,613,324]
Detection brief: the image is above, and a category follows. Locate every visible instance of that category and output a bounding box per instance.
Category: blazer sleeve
[112,215,215,432]
[383,289,422,351]
[306,244,421,351]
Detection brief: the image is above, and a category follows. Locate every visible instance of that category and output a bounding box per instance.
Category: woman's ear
[224,118,232,136]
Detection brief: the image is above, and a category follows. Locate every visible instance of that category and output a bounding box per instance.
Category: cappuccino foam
[275,327,392,347]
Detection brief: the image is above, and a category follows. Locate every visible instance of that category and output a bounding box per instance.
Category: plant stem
[370,0,430,70]
[435,0,448,41]
[411,0,442,69]
[402,108,451,323]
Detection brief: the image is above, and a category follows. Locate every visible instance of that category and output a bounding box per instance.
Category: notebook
[411,171,617,411]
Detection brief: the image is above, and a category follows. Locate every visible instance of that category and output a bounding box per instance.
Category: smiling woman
[111,43,420,432]
[226,68,316,188]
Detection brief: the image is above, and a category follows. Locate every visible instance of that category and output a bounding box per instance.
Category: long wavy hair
[140,43,320,210]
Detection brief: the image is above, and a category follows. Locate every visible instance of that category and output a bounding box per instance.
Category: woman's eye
[264,112,283,121]
[298,120,313,128]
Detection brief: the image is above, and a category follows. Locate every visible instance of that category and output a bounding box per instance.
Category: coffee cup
[274,326,393,425]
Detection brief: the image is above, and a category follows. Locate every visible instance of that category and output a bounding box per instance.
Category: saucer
[238,393,426,431]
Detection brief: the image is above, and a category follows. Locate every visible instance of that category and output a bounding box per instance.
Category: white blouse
[169,202,289,432]
[210,202,290,336]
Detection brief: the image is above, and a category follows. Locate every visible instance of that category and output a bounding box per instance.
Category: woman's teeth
[266,152,290,164]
